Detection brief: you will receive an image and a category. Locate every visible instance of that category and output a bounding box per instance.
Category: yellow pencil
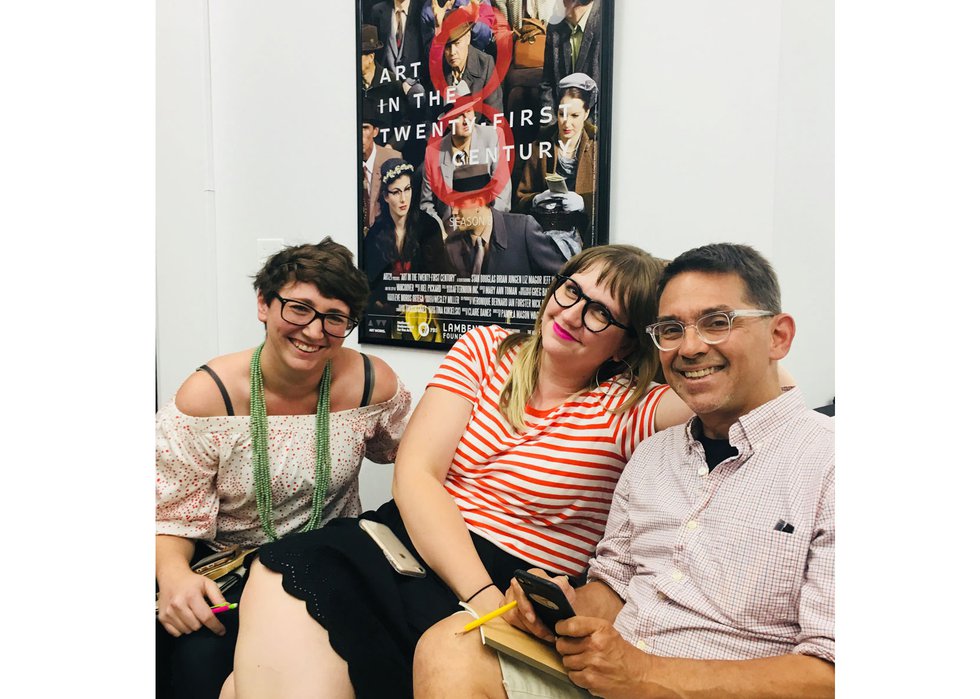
[458,600,518,634]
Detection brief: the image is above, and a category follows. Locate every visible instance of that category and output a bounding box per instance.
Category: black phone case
[513,569,576,633]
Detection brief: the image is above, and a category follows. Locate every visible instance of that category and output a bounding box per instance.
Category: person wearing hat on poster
[362,24,403,133]
[443,163,565,277]
[362,113,403,235]
[540,0,604,127]
[515,72,597,238]
[530,189,589,260]
[437,6,504,115]
[363,158,454,340]
[419,86,512,232]
[423,0,495,52]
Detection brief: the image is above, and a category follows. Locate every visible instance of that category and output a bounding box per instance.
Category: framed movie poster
[357,0,614,348]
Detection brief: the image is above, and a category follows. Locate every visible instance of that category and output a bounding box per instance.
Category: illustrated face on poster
[357,0,613,348]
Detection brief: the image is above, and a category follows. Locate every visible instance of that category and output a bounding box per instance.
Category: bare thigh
[234,559,354,699]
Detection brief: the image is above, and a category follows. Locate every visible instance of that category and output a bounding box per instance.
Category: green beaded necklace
[250,342,332,540]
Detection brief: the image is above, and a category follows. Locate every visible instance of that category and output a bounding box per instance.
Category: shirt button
[697,466,709,476]
[636,639,648,651]
[686,520,698,530]
[671,569,683,581]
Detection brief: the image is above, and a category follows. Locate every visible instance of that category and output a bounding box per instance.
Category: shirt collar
[684,386,808,460]
[364,145,378,172]
[394,0,410,13]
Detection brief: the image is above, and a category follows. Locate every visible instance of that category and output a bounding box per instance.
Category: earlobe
[769,314,796,360]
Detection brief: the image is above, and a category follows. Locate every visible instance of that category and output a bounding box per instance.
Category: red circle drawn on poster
[424,6,516,208]
[427,6,513,100]
[423,101,516,208]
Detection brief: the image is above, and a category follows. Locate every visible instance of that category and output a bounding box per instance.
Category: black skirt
[258,499,555,699]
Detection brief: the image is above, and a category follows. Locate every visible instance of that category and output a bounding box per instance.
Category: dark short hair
[656,243,781,314]
[253,237,370,320]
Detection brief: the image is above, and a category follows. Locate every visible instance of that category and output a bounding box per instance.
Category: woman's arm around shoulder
[652,388,694,433]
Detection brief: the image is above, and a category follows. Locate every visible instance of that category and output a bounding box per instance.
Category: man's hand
[555,616,681,699]
[502,568,576,643]
[157,568,228,637]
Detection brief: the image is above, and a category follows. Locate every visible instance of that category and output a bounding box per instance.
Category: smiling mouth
[290,339,323,354]
[678,366,720,379]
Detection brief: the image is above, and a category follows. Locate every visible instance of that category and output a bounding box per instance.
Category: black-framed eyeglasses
[552,274,634,335]
[646,309,774,351]
[274,293,358,338]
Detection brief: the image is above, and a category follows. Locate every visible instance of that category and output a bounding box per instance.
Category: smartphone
[513,569,576,633]
[359,519,426,578]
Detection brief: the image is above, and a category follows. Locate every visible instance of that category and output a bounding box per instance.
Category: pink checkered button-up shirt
[588,388,835,663]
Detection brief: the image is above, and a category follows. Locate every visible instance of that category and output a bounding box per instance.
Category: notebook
[481,618,571,684]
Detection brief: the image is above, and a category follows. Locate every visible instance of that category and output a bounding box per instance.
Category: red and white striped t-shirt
[428,325,670,576]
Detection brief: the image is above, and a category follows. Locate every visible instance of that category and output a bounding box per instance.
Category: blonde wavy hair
[497,245,668,431]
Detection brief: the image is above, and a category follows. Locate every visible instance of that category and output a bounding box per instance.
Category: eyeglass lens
[555,278,615,332]
[652,313,733,349]
[279,298,355,337]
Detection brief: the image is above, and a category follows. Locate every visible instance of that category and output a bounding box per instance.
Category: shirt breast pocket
[698,521,809,629]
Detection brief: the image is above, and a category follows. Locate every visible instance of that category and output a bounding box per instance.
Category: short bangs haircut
[253,237,370,320]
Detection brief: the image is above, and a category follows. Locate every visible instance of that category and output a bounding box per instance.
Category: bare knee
[414,613,505,699]
[414,615,465,689]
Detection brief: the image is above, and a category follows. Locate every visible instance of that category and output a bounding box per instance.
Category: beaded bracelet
[464,582,496,604]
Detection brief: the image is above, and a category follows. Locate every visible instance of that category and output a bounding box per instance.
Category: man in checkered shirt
[415,243,835,698]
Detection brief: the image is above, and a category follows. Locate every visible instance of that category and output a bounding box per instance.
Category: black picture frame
[356,0,614,349]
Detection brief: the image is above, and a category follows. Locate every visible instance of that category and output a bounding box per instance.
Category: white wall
[157,0,834,510]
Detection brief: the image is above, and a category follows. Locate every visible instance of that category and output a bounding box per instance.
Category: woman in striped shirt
[228,244,696,699]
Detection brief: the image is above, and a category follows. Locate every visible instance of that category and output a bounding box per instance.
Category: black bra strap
[360,353,375,408]
[196,365,235,416]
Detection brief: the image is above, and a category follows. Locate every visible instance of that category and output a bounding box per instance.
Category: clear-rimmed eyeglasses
[552,274,634,335]
[274,293,358,338]
[646,310,774,351]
